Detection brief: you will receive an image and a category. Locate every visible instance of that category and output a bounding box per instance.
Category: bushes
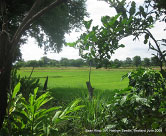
[1,83,84,136]
[11,68,40,100]
[105,68,166,133]
[1,68,166,135]
[78,91,109,131]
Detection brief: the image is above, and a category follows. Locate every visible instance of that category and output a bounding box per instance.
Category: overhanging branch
[10,0,68,58]
[12,0,42,44]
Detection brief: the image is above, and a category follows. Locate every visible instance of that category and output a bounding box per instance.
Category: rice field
[18,67,130,90]
[18,67,131,104]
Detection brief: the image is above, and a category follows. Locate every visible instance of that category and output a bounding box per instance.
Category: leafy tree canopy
[143,57,151,67]
[70,0,165,70]
[133,56,141,67]
[145,0,166,13]
[0,0,88,55]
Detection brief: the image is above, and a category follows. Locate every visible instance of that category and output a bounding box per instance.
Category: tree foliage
[143,57,151,67]
[71,0,165,73]
[125,57,132,67]
[106,68,166,131]
[16,55,166,68]
[133,56,141,67]
[0,0,88,57]
[1,83,84,135]
[145,0,166,16]
[0,0,88,129]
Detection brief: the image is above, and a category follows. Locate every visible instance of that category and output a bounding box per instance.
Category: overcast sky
[21,0,166,61]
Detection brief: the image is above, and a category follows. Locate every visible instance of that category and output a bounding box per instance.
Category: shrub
[105,68,166,133]
[11,68,40,100]
[70,90,111,135]
[1,83,84,136]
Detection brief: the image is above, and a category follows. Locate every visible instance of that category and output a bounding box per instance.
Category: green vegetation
[1,83,84,136]
[17,67,129,105]
[18,67,129,90]
[0,0,88,128]
[105,68,166,132]
[16,55,166,68]
[1,68,166,135]
[0,0,166,135]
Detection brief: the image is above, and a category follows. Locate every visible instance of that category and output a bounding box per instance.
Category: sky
[21,0,166,61]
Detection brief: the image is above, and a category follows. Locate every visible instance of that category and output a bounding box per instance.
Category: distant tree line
[100,56,166,68]
[16,56,166,68]
[16,57,86,67]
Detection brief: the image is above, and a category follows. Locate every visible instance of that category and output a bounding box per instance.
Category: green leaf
[69,99,81,109]
[120,95,127,105]
[126,16,133,25]
[152,122,159,129]
[159,108,166,113]
[12,82,21,99]
[35,92,51,110]
[91,50,95,56]
[35,106,61,119]
[109,13,121,26]
[21,98,29,111]
[34,87,38,100]
[101,16,108,26]
[144,34,149,44]
[145,34,149,41]
[119,44,125,48]
[122,118,128,124]
[72,105,85,112]
[20,110,29,119]
[144,39,148,44]
[43,120,50,136]
[12,111,30,124]
[139,6,144,13]
[66,42,76,47]
[139,6,146,18]
[129,1,136,16]
[83,19,93,29]
[34,109,46,119]
[52,111,62,123]
[59,107,69,118]
[147,16,153,23]
[29,93,34,106]
[37,97,52,110]
[29,94,35,114]
[121,18,127,25]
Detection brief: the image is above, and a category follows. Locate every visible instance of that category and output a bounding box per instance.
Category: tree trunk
[0,31,12,129]
[0,0,67,129]
[86,81,94,100]
[0,63,11,129]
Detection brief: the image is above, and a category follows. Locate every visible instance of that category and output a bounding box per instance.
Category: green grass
[18,67,131,105]
[18,67,130,90]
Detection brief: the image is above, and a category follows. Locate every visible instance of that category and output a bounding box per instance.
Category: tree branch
[144,29,163,57]
[12,0,42,43]
[134,29,162,56]
[10,0,67,58]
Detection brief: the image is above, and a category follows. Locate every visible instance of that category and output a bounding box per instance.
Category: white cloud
[86,0,116,26]
[21,38,44,61]
[21,0,166,61]
[47,46,81,60]
[112,36,156,60]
